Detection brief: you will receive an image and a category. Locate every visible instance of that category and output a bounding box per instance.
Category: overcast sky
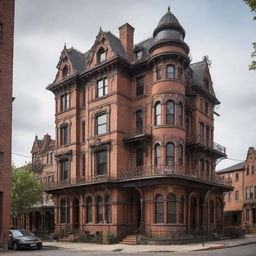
[13,0,256,170]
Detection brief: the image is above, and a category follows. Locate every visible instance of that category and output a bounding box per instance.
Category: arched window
[210,200,214,224]
[155,194,164,223]
[166,101,175,124]
[97,47,106,63]
[179,102,183,126]
[105,195,112,223]
[179,196,185,224]
[85,196,92,223]
[167,193,176,223]
[155,102,161,125]
[60,199,66,224]
[136,148,144,167]
[166,143,175,167]
[136,110,143,134]
[62,66,68,78]
[178,145,183,166]
[96,196,103,223]
[155,144,161,166]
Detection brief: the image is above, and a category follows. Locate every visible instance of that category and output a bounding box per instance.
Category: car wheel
[13,242,18,250]
[36,245,42,250]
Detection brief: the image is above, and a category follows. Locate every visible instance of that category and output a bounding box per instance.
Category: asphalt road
[1,243,256,256]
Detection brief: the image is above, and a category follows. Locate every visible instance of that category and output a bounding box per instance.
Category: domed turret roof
[157,8,180,27]
[153,7,185,39]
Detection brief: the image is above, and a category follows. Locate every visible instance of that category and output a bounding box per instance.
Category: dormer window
[62,66,68,78]
[204,79,210,91]
[97,47,106,63]
[135,50,143,61]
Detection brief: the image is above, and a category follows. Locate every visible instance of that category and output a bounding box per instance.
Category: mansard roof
[217,161,245,174]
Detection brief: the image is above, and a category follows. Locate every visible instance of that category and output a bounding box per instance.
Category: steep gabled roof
[67,48,87,73]
[106,32,127,59]
[217,161,245,174]
[31,135,55,155]
[190,60,219,104]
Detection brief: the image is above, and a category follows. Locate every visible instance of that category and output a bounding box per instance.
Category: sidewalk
[43,234,256,253]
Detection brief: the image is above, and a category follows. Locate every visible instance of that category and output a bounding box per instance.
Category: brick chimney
[119,23,134,62]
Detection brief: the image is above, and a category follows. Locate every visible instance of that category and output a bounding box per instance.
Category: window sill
[57,107,74,115]
[151,223,186,226]
[134,95,147,100]
[91,94,110,102]
[152,78,184,86]
[152,124,184,130]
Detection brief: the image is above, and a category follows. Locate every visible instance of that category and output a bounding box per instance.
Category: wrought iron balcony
[31,161,44,174]
[118,165,232,187]
[43,174,110,190]
[44,165,232,191]
[123,126,152,145]
[186,135,226,156]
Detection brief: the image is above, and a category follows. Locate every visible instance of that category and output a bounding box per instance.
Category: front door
[72,198,80,230]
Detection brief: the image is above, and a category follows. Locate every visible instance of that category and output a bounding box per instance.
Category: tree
[244,0,256,70]
[11,164,43,220]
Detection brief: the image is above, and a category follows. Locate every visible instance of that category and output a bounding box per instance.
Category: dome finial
[168,5,170,12]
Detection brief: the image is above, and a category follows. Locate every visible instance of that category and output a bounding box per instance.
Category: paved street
[1,243,256,256]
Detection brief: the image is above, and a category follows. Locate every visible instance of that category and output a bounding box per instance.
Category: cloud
[12,0,256,170]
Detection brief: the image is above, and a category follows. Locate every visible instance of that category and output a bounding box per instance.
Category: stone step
[120,235,138,245]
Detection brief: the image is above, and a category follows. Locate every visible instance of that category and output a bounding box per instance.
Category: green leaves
[11,164,43,216]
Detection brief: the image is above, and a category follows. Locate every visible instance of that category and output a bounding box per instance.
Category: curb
[194,241,256,251]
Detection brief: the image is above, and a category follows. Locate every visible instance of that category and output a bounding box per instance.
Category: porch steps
[59,234,76,242]
[119,235,138,245]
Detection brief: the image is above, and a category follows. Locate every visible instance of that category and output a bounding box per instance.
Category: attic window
[135,50,142,61]
[62,66,68,78]
[97,47,106,63]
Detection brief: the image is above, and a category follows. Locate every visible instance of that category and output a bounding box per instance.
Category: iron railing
[187,135,226,155]
[118,165,232,186]
[43,165,232,190]
[123,126,152,139]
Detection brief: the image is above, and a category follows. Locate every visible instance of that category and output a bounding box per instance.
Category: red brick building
[46,9,232,242]
[10,135,55,235]
[217,147,256,232]
[0,0,15,249]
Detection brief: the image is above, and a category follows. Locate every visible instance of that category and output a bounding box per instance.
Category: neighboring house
[11,135,55,234]
[217,147,256,231]
[44,8,232,241]
[0,0,15,249]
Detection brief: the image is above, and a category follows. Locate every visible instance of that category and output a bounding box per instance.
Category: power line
[12,152,31,158]
[226,157,244,162]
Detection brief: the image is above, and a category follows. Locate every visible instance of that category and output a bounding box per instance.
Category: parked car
[8,229,42,250]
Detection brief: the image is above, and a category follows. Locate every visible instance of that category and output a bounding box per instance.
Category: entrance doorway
[126,189,141,234]
[0,192,2,246]
[72,198,80,230]
[253,208,256,224]
[190,196,197,230]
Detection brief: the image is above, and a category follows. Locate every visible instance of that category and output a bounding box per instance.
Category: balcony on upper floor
[43,164,232,192]
[123,126,152,145]
[43,174,111,191]
[118,164,232,188]
[31,161,44,174]
[186,135,226,158]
